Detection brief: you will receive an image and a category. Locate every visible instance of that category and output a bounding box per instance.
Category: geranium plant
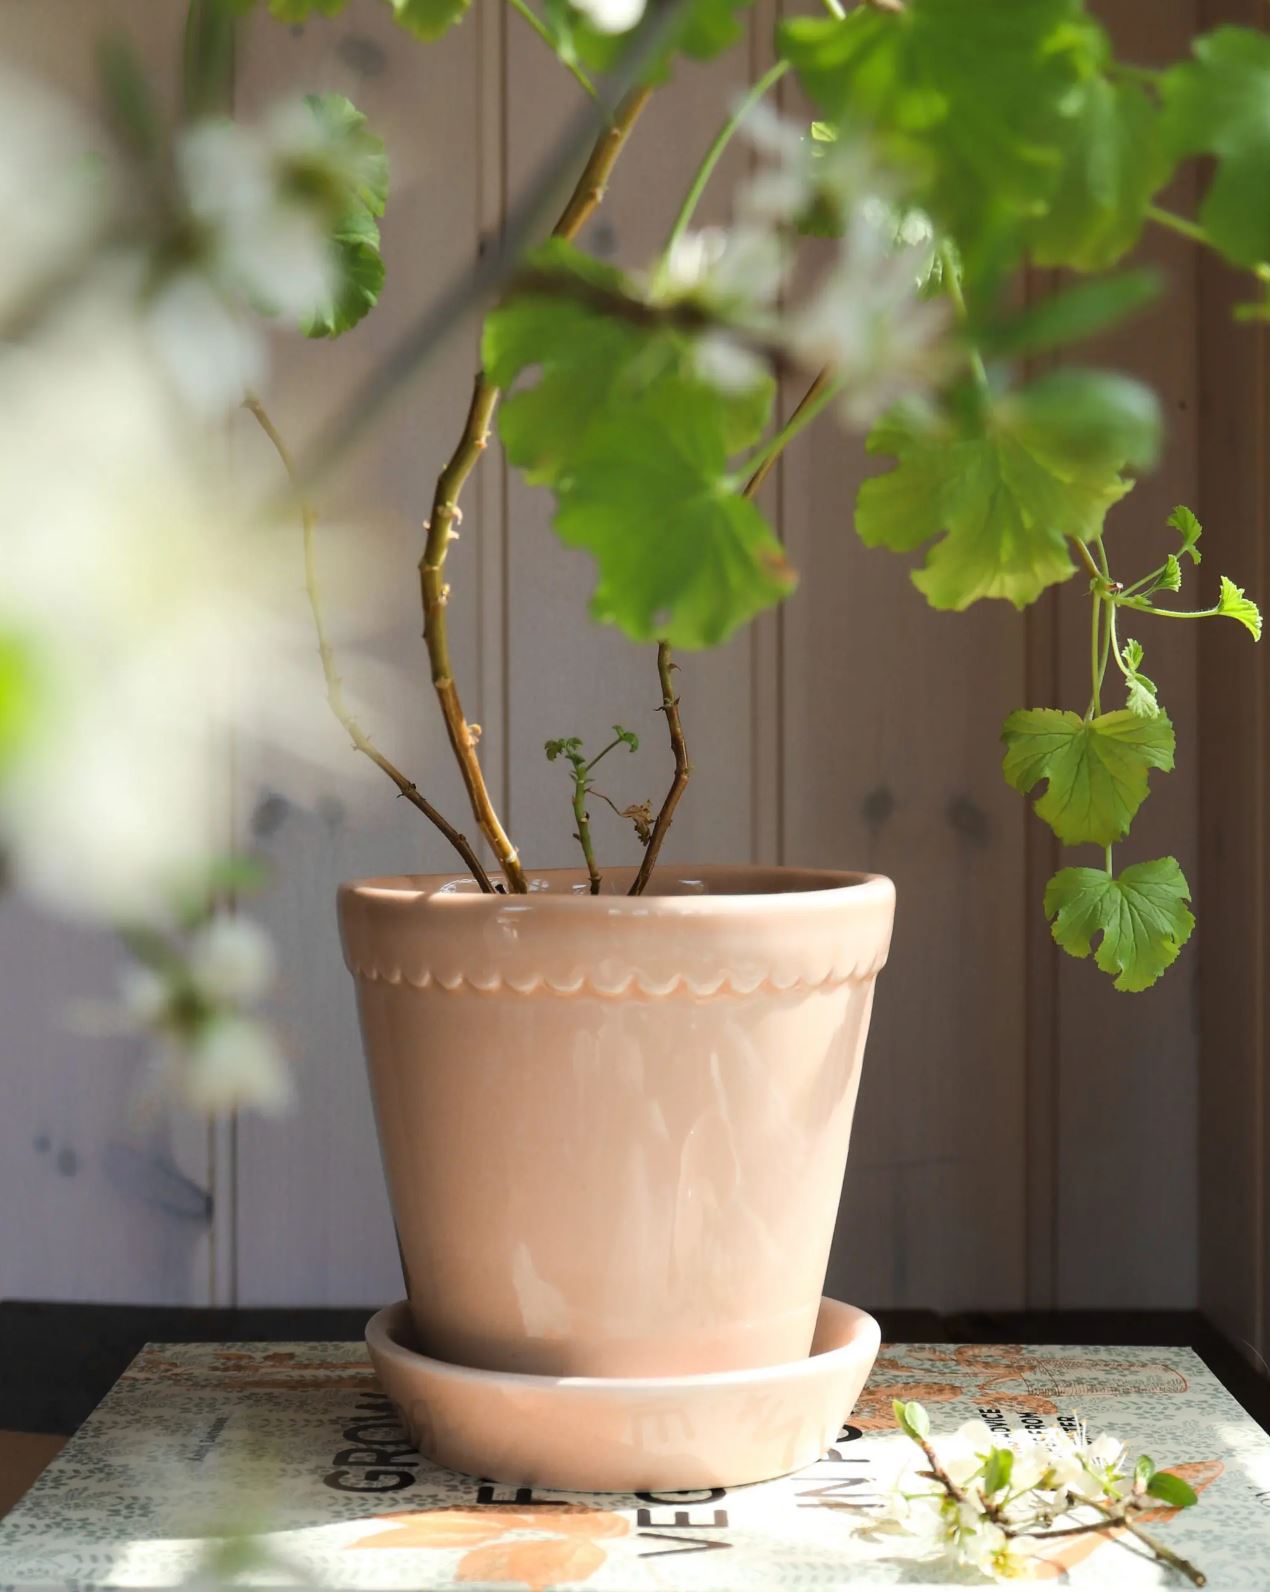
[3,0,1269,1107]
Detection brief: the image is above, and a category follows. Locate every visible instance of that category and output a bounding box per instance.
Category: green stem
[1105,844,1114,875]
[1118,564,1166,599]
[820,0,846,15]
[660,59,791,274]
[1094,540,1115,705]
[1089,585,1104,720]
[1146,204,1210,250]
[732,373,843,487]
[584,735,627,775]
[1074,538,1102,583]
[1119,598,1220,620]
[573,775,601,895]
[504,0,597,98]
[940,240,989,393]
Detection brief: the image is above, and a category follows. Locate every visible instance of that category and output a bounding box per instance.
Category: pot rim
[339,863,894,918]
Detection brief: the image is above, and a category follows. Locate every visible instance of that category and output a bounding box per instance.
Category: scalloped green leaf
[541,0,751,83]
[1002,707,1175,846]
[856,371,1158,611]
[388,0,472,40]
[779,0,1100,280]
[1030,77,1170,271]
[1217,576,1263,641]
[1044,858,1195,992]
[1163,27,1270,268]
[298,93,388,337]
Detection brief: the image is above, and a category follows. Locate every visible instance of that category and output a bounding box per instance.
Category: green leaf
[486,242,787,648]
[893,1399,931,1441]
[1119,639,1161,719]
[387,0,472,41]
[301,92,388,219]
[541,0,750,82]
[982,1447,1014,1497]
[297,94,388,337]
[304,225,385,338]
[1167,504,1202,563]
[268,0,346,17]
[484,248,666,484]
[1044,857,1195,992]
[978,269,1160,359]
[552,381,793,649]
[1003,708,1174,846]
[1145,1470,1199,1509]
[1124,675,1160,719]
[1217,576,1262,641]
[1030,76,1170,271]
[779,0,1099,281]
[1163,27,1270,268]
[0,636,42,780]
[1157,554,1182,594]
[856,371,1158,612]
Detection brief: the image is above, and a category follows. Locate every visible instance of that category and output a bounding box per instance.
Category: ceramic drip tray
[365,1297,881,1493]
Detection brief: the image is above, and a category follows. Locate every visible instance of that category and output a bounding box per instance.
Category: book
[1,1339,1268,1588]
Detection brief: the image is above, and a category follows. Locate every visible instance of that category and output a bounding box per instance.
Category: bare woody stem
[573,776,601,895]
[419,84,654,895]
[628,642,689,895]
[244,397,495,894]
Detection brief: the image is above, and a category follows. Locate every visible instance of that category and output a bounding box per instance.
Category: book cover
[2,1340,1268,1588]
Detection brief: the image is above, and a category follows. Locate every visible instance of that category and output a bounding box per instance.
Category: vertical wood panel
[1197,0,1267,1370]
[0,0,220,1307]
[1049,0,1200,1309]
[233,1,493,1305]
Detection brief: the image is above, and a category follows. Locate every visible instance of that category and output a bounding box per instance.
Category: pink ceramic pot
[338,865,894,1380]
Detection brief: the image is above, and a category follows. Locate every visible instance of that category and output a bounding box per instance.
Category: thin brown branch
[1082,1496,1206,1588]
[553,86,652,243]
[419,85,655,896]
[629,642,690,895]
[743,365,835,498]
[244,397,495,894]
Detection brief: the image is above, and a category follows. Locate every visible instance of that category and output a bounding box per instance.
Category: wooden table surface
[2,1301,1266,1520]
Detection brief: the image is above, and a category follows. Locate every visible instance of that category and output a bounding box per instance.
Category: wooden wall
[1,0,1229,1324]
[1196,0,1270,1378]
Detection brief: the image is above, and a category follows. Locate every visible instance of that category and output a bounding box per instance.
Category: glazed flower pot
[338,864,894,1381]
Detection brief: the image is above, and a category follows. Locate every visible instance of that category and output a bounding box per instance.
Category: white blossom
[789,206,951,425]
[0,297,364,922]
[143,270,266,417]
[188,917,277,1005]
[570,0,646,33]
[180,1014,292,1116]
[969,1523,1042,1581]
[692,332,767,396]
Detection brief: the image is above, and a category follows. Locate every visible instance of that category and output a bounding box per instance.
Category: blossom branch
[419,84,654,896]
[244,396,495,894]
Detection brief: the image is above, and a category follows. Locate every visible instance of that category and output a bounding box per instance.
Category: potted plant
[1,0,1266,1492]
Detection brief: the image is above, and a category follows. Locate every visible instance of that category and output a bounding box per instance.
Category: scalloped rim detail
[344,958,890,999]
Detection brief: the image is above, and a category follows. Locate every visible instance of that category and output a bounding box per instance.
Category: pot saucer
[366,1296,880,1493]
